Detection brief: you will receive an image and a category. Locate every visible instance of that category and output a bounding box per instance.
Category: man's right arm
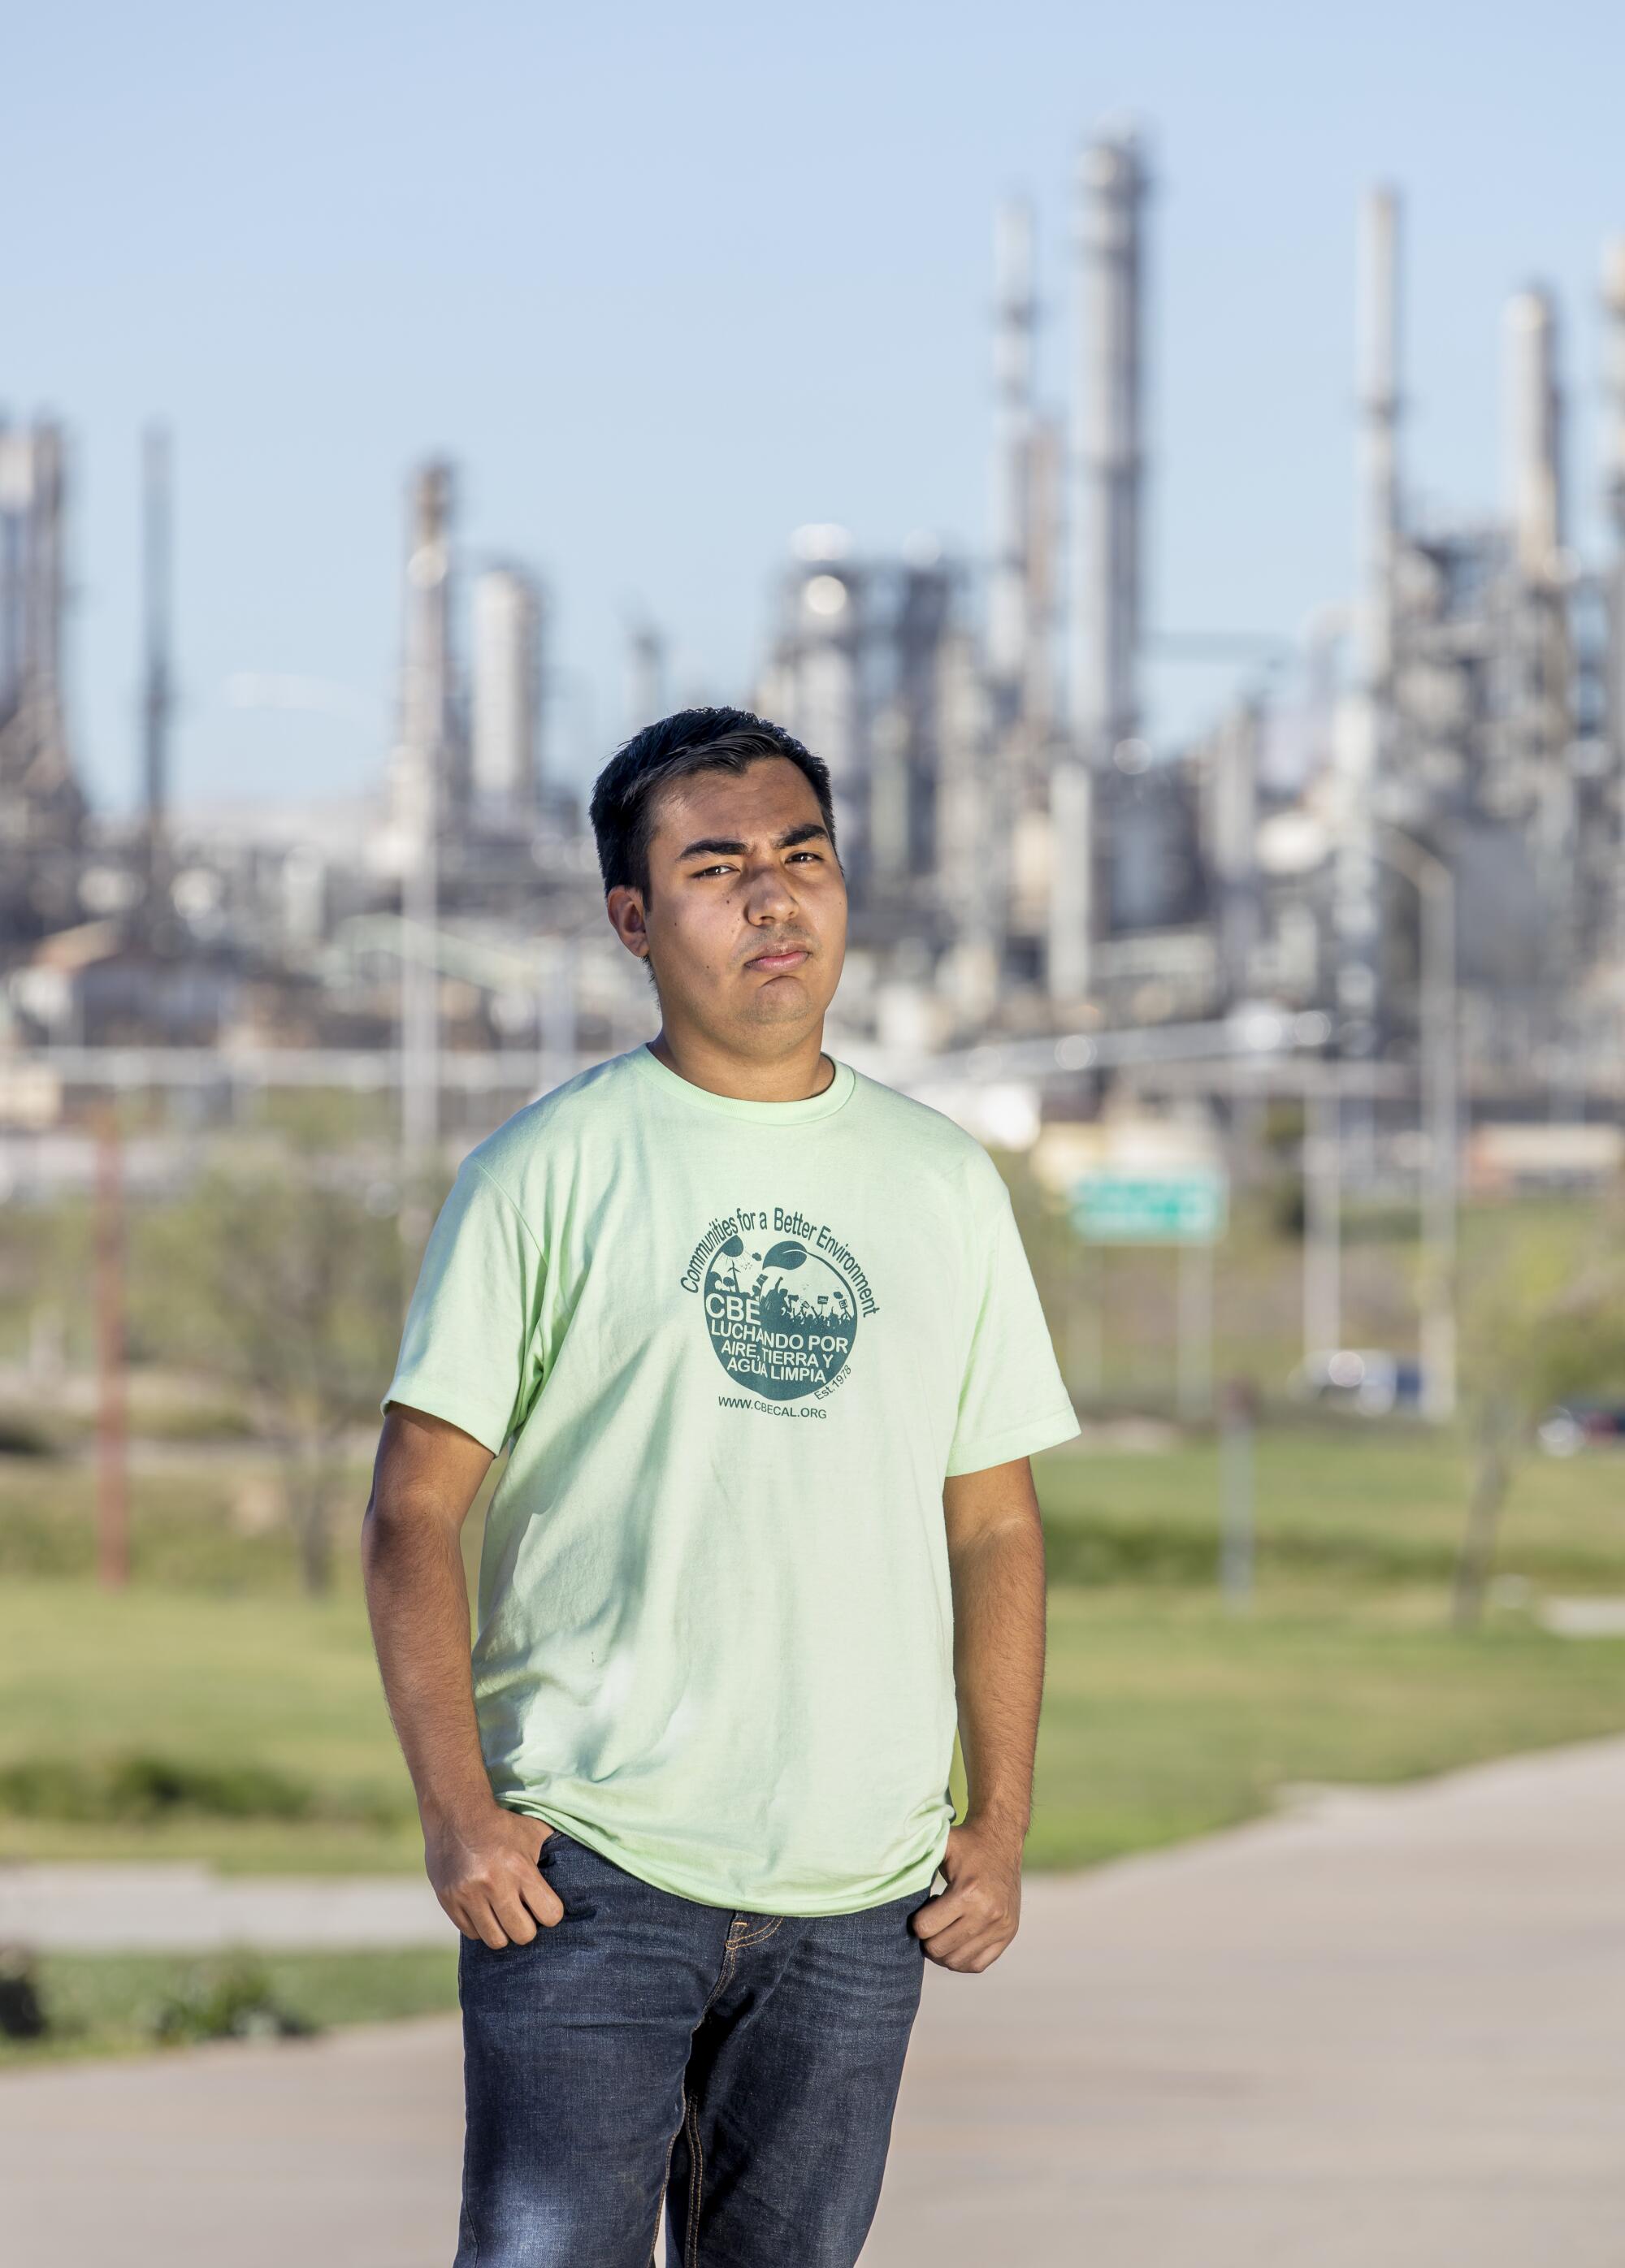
[361,1404,563,1948]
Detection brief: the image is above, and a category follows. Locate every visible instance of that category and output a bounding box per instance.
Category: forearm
[947,1514,1046,1835]
[361,1497,493,1829]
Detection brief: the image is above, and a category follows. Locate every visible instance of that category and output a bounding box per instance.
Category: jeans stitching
[726,1915,784,1950]
[677,1929,738,2266]
[698,1943,735,2021]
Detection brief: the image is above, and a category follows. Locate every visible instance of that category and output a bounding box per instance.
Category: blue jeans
[454,1826,930,2266]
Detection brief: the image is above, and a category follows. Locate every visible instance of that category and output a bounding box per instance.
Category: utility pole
[93,1107,129,1591]
[1302,1084,1343,1360]
[1379,825,1458,1422]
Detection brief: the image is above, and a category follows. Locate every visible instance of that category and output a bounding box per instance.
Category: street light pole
[1302,1084,1342,1361]
[1257,808,1457,1418]
[1377,824,1458,1422]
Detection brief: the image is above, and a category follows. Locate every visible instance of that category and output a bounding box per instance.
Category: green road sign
[1068,1168,1227,1244]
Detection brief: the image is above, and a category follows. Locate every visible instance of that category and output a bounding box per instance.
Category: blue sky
[6,1,1623,813]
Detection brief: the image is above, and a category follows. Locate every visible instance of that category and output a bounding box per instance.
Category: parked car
[1536,1402,1625,1456]
[1289,1348,1424,1417]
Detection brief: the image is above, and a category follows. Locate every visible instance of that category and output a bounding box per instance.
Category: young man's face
[608,756,847,1053]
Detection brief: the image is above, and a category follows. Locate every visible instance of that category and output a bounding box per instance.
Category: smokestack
[0,426,17,721]
[0,417,84,939]
[470,565,542,818]
[1504,287,1563,582]
[141,425,173,876]
[23,425,65,712]
[1051,127,1147,1002]
[1023,412,1063,738]
[1071,130,1146,764]
[394,459,454,1187]
[393,460,456,845]
[0,420,83,872]
[626,617,666,734]
[784,528,867,886]
[1333,188,1404,1065]
[1606,241,1625,548]
[988,197,1035,719]
[1603,242,1625,961]
[1357,187,1402,700]
[1211,699,1261,1005]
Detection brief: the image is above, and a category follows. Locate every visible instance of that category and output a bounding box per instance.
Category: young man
[362,708,1078,2268]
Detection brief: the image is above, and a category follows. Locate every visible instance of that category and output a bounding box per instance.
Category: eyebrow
[676,822,831,861]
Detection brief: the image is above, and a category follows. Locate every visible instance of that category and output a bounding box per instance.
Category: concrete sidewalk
[0,1859,447,1951]
[3,1734,1624,2266]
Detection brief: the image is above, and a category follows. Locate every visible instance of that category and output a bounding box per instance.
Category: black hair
[588,707,838,902]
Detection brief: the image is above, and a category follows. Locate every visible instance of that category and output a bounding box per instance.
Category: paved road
[4,1734,1624,2266]
[0,1860,447,1951]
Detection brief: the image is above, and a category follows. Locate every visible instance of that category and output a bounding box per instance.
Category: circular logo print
[703,1236,858,1401]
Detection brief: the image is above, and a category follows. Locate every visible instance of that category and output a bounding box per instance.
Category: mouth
[744,943,812,975]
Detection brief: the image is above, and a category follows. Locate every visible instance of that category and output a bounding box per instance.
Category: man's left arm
[910,1454,1045,1974]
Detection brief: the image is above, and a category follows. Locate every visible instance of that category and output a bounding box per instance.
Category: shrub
[147,1952,316,2045]
[0,1751,401,1828]
[0,1946,47,2041]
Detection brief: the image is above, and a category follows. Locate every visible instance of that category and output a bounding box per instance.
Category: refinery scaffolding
[6,125,1625,1174]
[0,418,87,941]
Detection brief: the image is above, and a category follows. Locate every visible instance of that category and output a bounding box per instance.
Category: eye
[694,863,736,878]
[787,850,822,863]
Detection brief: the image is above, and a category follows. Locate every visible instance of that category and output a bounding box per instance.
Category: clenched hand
[909,1816,1023,1973]
[427,1800,564,1947]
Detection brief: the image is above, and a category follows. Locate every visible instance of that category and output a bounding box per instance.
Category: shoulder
[847,1068,1012,1209]
[459,1050,643,1196]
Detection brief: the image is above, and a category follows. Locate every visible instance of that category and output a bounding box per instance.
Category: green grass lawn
[1038,1420,1625,1590]
[0,1947,460,2071]
[1030,1587,1625,1866]
[2,1421,1623,1881]
[0,1574,422,1872]
[6,1171,1623,2058]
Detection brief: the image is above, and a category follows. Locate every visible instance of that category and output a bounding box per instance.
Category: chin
[743,983,821,1025]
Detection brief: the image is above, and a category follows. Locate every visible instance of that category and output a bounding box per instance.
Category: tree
[1452,1195,1625,1630]
[135,1132,409,1594]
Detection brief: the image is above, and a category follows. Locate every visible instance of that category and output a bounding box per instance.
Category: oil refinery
[4,123,1624,1249]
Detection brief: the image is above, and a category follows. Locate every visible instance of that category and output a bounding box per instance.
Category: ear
[605,884,650,962]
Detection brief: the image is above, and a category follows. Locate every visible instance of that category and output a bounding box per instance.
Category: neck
[648,1022,834,1103]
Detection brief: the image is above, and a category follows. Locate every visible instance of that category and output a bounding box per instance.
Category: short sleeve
[946,1162,1079,1478]
[380,1159,546,1456]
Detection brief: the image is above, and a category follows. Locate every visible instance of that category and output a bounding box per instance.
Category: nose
[743,856,797,923]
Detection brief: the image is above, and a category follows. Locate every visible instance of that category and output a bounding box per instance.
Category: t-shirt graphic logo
[703,1235,859,1401]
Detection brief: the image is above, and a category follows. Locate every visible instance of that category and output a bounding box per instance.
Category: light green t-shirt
[382,1041,1078,1916]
